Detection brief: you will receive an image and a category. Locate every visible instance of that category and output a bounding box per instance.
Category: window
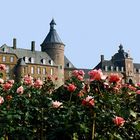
[110,66,113,71]
[31,67,34,74]
[128,64,130,68]
[116,67,119,72]
[69,71,72,77]
[43,68,46,75]
[2,56,6,62]
[30,57,34,63]
[6,65,10,73]
[67,63,71,68]
[121,67,124,72]
[105,66,108,71]
[10,56,14,62]
[37,67,41,74]
[24,57,28,63]
[50,68,53,75]
[49,60,53,65]
[42,59,46,65]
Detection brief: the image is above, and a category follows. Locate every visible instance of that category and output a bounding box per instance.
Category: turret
[41,19,65,86]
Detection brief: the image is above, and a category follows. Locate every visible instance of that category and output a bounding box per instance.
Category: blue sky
[0,0,140,68]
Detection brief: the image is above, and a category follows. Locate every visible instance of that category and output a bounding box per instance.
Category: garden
[0,64,140,140]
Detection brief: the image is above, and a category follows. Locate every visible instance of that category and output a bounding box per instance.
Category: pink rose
[82,95,95,107]
[113,116,125,126]
[72,70,85,80]
[34,79,43,88]
[72,70,79,77]
[0,64,6,71]
[0,96,4,105]
[109,73,121,83]
[67,84,76,92]
[7,80,14,85]
[77,75,83,81]
[52,101,63,108]
[23,75,33,85]
[136,90,140,94]
[3,82,13,91]
[16,86,24,94]
[78,70,85,77]
[88,69,104,81]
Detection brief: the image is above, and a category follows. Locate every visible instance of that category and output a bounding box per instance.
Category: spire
[118,44,124,53]
[41,19,64,47]
[50,18,56,30]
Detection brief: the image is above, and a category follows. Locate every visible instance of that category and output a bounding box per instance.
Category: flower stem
[69,92,72,106]
[92,112,96,140]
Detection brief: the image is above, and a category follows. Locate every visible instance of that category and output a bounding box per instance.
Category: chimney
[31,41,35,51]
[101,55,104,62]
[13,38,17,49]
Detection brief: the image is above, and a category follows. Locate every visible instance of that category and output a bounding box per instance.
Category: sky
[0,0,140,69]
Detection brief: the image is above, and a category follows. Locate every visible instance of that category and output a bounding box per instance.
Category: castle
[0,19,140,85]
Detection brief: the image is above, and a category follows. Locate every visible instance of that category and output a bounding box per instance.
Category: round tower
[41,19,65,86]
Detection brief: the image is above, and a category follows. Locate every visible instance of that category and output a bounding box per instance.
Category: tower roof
[41,19,64,46]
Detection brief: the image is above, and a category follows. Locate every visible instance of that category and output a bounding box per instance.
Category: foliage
[0,67,140,140]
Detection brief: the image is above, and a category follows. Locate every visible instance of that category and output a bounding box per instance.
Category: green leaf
[135,121,140,131]
[130,110,137,118]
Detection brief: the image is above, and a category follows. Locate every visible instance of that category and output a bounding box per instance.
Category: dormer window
[42,59,46,65]
[49,60,53,65]
[30,57,34,63]
[3,47,7,53]
[67,63,71,68]
[24,57,28,63]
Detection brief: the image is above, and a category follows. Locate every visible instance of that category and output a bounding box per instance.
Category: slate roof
[0,44,75,68]
[134,63,140,69]
[64,56,75,68]
[41,19,64,46]
[94,45,130,71]
[0,44,56,66]
[112,44,129,61]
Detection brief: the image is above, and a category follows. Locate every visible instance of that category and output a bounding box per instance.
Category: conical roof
[41,19,64,46]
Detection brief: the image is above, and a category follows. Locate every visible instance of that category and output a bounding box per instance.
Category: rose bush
[0,66,139,140]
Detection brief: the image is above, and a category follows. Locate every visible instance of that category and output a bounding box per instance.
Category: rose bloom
[78,70,85,77]
[109,73,121,83]
[52,101,63,108]
[0,96,4,105]
[67,84,76,92]
[16,86,24,94]
[128,85,136,91]
[113,116,125,126]
[34,79,43,88]
[23,75,33,85]
[136,90,140,94]
[0,64,6,71]
[0,78,4,84]
[3,82,13,91]
[88,69,104,81]
[77,75,83,81]
[72,70,79,77]
[7,80,14,85]
[82,95,95,107]
[136,83,140,87]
